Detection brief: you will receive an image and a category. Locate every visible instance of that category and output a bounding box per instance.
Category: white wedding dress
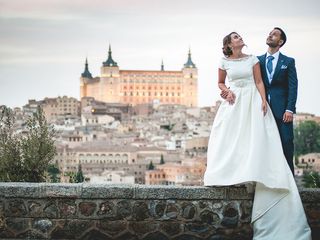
[204,55,311,239]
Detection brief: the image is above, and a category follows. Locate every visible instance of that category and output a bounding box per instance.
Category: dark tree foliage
[0,106,56,182]
[294,120,320,157]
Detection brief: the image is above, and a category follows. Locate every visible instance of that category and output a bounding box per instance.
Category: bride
[203,32,311,239]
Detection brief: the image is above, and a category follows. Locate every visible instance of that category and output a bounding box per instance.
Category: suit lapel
[272,53,284,84]
[260,54,269,86]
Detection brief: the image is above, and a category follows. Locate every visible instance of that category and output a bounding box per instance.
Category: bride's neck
[230,50,244,59]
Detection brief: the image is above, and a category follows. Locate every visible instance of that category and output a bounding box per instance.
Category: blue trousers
[274,117,294,175]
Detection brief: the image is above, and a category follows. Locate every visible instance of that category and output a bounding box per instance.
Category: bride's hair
[222,32,238,57]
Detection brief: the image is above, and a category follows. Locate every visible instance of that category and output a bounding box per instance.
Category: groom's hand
[283,111,293,123]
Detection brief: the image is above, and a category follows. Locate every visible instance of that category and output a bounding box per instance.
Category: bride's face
[229,33,245,49]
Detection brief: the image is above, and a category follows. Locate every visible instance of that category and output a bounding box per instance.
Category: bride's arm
[253,63,267,115]
[218,68,228,92]
[218,69,235,104]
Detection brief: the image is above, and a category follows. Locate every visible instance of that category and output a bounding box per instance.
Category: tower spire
[81,57,93,78]
[161,59,164,71]
[103,44,118,67]
[184,48,196,68]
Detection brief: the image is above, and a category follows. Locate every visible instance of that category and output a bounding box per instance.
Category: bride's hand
[262,100,267,116]
[226,90,236,105]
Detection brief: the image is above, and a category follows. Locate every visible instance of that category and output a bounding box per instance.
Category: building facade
[23,96,80,122]
[145,158,206,186]
[80,46,198,107]
[297,153,320,172]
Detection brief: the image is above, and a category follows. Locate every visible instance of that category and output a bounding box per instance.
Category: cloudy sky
[1,0,320,115]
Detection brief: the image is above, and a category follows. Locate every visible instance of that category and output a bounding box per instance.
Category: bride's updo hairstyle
[222,32,237,57]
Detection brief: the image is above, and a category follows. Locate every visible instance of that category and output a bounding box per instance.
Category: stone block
[79,201,97,217]
[129,221,159,235]
[134,185,226,200]
[80,229,112,240]
[181,202,196,219]
[132,201,150,220]
[149,200,166,218]
[160,222,182,236]
[142,231,169,240]
[97,201,115,218]
[33,218,54,233]
[6,217,30,234]
[27,200,43,217]
[58,200,77,218]
[165,201,180,219]
[6,199,27,217]
[199,210,220,225]
[81,184,134,199]
[43,201,59,218]
[116,200,132,219]
[97,219,127,235]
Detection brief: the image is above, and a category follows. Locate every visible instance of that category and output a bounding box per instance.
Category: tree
[75,163,84,183]
[0,106,56,182]
[148,161,155,170]
[0,107,23,181]
[21,107,56,182]
[47,164,60,183]
[302,171,320,188]
[65,164,85,183]
[294,120,320,157]
[65,172,76,183]
[160,154,165,164]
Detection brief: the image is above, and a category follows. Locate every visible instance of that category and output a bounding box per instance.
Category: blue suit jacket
[258,53,298,119]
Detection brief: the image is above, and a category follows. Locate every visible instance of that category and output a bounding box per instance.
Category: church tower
[99,45,120,103]
[182,48,198,107]
[80,58,93,98]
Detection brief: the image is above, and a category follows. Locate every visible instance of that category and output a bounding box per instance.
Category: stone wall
[0,183,319,239]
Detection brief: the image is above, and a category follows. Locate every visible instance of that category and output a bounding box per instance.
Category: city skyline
[1,0,320,115]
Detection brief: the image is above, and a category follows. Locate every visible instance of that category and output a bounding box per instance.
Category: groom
[220,27,297,175]
[258,27,297,175]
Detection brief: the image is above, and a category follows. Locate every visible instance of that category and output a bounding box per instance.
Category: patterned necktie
[267,55,274,74]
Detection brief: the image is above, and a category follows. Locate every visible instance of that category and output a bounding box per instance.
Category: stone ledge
[0,183,318,239]
[0,183,254,200]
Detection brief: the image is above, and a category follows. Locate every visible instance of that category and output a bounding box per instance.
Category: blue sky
[1,0,320,115]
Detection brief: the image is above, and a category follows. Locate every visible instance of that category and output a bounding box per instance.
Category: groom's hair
[274,27,287,47]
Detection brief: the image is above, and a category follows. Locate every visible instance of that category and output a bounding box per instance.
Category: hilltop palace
[80,46,198,107]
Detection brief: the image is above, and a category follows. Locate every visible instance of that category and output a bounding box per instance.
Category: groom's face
[266,29,283,48]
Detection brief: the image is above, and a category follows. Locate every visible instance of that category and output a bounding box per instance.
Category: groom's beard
[266,40,279,48]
